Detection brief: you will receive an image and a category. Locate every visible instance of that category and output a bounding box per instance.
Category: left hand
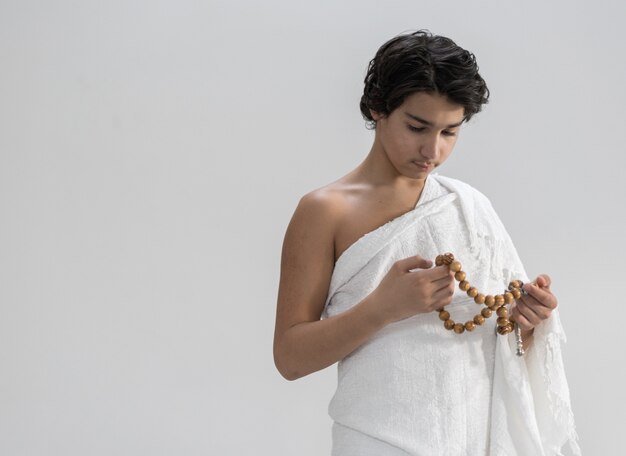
[510,274,558,332]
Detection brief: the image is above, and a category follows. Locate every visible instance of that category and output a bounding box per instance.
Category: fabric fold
[324,189,457,311]
[323,174,579,456]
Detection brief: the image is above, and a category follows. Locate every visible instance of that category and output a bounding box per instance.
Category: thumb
[397,254,433,272]
[536,274,552,289]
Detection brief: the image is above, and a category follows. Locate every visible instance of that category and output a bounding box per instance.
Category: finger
[410,264,453,282]
[514,299,542,326]
[433,275,455,294]
[511,309,534,331]
[401,255,433,272]
[522,282,557,309]
[535,274,552,289]
[432,283,454,307]
[518,295,552,320]
[430,267,455,284]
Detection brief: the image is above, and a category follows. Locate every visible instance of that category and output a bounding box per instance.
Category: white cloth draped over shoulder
[321,174,580,456]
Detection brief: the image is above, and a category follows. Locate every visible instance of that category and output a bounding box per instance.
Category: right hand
[370,254,456,324]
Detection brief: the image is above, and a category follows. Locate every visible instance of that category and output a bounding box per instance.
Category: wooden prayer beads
[435,253,524,336]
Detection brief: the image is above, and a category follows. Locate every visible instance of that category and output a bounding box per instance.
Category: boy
[273,30,579,455]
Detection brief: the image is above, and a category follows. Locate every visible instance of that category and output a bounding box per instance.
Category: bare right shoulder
[290,187,345,247]
[274,187,345,341]
[285,186,346,271]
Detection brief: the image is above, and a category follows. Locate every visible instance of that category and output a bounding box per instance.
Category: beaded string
[435,253,526,356]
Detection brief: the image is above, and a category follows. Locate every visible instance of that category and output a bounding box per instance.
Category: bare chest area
[333,200,417,263]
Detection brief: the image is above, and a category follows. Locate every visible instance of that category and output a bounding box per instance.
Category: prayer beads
[434,253,524,337]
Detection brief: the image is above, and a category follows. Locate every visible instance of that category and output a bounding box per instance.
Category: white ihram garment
[321,174,580,456]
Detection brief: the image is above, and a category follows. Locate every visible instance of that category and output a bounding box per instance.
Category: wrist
[360,290,392,328]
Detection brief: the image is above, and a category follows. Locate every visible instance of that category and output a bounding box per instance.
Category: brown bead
[467,287,478,298]
[450,261,462,272]
[497,317,510,327]
[481,308,492,318]
[435,255,444,266]
[439,310,450,321]
[511,288,522,299]
[441,253,455,265]
[459,280,470,291]
[496,307,509,318]
[444,319,455,330]
[474,293,485,305]
[454,271,466,281]
[497,324,513,335]
[485,295,495,306]
[495,295,505,306]
[453,323,465,334]
[504,292,514,304]
[473,314,485,325]
[465,321,476,332]
[509,280,522,289]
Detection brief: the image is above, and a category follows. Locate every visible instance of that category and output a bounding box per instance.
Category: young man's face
[372,91,466,179]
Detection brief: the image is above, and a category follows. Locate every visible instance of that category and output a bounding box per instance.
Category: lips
[413,161,431,170]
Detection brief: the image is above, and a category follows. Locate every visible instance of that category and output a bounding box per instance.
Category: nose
[420,133,440,161]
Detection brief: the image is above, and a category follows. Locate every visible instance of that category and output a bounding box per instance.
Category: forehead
[399,92,465,126]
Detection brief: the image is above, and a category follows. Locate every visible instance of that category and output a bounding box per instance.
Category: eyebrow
[404,112,464,129]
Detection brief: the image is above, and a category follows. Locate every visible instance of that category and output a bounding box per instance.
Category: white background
[1,1,624,454]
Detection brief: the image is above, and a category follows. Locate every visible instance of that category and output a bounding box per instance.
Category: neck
[353,143,427,190]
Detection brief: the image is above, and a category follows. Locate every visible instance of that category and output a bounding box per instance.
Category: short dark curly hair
[360,30,489,129]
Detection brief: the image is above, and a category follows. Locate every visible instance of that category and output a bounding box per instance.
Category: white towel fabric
[322,174,580,456]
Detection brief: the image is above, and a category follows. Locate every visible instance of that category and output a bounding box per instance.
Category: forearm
[274,292,389,381]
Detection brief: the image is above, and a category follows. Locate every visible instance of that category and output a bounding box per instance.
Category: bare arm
[275,292,390,381]
[272,191,388,380]
[273,191,454,381]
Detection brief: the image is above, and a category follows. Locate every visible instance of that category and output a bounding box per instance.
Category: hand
[510,274,558,332]
[371,255,456,324]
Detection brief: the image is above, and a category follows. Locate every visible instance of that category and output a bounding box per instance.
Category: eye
[442,130,457,137]
[407,125,426,133]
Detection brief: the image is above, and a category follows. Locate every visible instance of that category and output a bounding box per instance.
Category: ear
[370,109,384,121]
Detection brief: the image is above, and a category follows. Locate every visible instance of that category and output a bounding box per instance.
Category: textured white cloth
[321,174,580,456]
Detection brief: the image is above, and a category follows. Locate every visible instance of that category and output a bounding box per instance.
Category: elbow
[273,354,300,381]
[273,345,304,381]
[277,366,300,381]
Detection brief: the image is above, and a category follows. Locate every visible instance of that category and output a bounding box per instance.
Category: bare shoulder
[281,184,347,277]
[296,184,347,223]
[275,185,348,334]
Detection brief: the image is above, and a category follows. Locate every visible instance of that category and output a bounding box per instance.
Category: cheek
[386,131,413,153]
[397,134,416,151]
[441,138,458,156]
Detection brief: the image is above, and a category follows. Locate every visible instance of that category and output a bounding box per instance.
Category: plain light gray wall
[1,1,624,454]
